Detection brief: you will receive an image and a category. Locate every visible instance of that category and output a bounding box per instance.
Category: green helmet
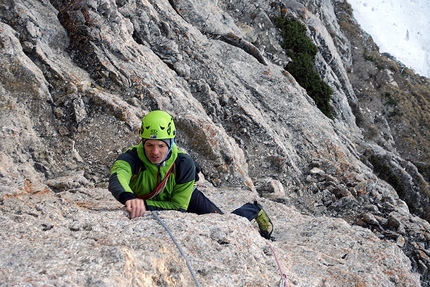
[140,110,176,140]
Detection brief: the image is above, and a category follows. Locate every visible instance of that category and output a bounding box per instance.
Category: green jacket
[108,142,197,211]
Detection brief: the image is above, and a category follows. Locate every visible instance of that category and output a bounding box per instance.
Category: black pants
[187,188,261,221]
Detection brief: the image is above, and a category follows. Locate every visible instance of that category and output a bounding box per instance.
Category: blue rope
[153,211,202,287]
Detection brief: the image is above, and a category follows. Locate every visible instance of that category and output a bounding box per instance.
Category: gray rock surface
[1,0,429,286]
[0,185,421,286]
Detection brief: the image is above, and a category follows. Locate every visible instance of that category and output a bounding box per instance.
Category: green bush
[363,52,384,70]
[276,16,334,119]
[383,92,397,106]
[277,17,318,57]
[382,92,403,117]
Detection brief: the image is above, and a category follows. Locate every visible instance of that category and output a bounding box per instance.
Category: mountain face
[1,0,429,286]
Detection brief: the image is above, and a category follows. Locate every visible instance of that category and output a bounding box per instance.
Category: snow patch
[347,0,430,78]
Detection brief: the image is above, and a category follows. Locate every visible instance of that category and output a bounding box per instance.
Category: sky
[347,0,430,78]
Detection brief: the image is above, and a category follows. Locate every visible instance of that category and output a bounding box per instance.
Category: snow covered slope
[347,0,430,78]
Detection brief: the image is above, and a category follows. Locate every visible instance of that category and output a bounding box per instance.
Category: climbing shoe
[254,201,273,240]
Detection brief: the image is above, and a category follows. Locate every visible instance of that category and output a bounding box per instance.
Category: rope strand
[153,211,286,287]
[153,211,202,287]
[266,241,289,287]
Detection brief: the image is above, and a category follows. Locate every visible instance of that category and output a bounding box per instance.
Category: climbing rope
[266,241,289,287]
[152,211,202,287]
[153,211,286,287]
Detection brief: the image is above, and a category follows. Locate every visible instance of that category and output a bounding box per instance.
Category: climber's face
[144,140,169,164]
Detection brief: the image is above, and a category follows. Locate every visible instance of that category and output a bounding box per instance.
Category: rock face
[0,186,421,286]
[0,0,429,286]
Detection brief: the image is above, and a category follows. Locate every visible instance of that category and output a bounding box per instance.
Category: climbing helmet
[140,110,176,140]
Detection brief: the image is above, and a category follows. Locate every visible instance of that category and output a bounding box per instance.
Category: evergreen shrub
[276,16,334,119]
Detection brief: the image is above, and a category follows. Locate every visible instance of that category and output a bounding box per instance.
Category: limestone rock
[1,0,429,285]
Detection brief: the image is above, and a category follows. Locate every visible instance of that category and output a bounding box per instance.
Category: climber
[108,110,273,239]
